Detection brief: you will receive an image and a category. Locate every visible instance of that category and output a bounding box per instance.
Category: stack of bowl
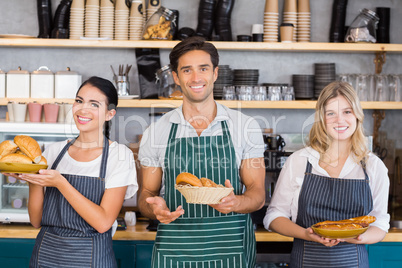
[297,0,311,42]
[282,0,297,42]
[100,0,115,39]
[292,74,315,99]
[84,0,100,38]
[69,0,85,39]
[233,69,259,86]
[314,63,336,98]
[129,0,145,40]
[115,0,129,40]
[214,65,234,99]
[263,0,279,42]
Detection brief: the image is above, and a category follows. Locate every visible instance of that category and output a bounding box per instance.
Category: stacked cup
[263,0,279,42]
[85,0,100,38]
[115,0,129,40]
[147,0,161,21]
[100,0,115,39]
[69,0,85,39]
[129,0,145,40]
[297,0,311,42]
[282,0,297,42]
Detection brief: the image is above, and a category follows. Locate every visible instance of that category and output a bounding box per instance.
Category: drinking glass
[237,85,253,101]
[375,74,389,101]
[222,86,236,100]
[355,74,368,101]
[253,86,267,101]
[388,74,402,102]
[268,86,281,101]
[282,86,295,100]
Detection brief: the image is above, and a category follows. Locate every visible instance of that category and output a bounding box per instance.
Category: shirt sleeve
[138,124,162,167]
[367,153,390,232]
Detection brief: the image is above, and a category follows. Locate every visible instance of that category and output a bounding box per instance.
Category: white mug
[124,211,136,226]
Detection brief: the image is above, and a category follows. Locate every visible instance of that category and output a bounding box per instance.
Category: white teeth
[78,116,91,122]
[190,85,203,89]
[335,127,348,131]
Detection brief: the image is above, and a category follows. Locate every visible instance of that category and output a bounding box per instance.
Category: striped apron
[290,161,373,268]
[151,121,256,268]
[30,137,117,268]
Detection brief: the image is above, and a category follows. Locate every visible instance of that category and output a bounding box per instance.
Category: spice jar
[345,8,379,43]
[142,6,177,40]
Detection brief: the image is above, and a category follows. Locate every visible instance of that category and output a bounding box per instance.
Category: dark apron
[291,161,373,268]
[151,121,256,268]
[30,137,117,268]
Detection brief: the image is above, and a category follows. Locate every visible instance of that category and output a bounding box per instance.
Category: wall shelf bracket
[374,51,386,74]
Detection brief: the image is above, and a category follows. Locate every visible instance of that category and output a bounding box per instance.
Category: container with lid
[0,69,5,98]
[6,67,30,98]
[30,66,54,98]
[142,6,177,40]
[155,65,177,99]
[55,68,82,99]
[345,8,379,43]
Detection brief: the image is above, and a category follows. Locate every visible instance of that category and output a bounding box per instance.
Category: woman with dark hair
[14,76,137,267]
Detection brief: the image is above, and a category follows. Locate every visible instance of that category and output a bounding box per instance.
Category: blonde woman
[263,81,389,267]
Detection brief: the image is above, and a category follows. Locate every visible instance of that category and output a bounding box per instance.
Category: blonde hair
[307,81,368,165]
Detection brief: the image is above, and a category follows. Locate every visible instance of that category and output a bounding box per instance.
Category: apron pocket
[38,232,93,268]
[303,241,358,268]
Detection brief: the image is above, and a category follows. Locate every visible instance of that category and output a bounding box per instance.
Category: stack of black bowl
[233,69,259,86]
[214,65,233,99]
[329,0,348,42]
[292,74,315,99]
[314,63,336,98]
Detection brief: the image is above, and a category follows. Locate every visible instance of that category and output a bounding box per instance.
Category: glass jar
[345,8,379,43]
[155,65,176,99]
[142,6,177,40]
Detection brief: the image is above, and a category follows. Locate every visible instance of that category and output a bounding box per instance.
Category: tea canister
[30,66,54,98]
[6,67,30,98]
[0,69,5,98]
[55,68,82,99]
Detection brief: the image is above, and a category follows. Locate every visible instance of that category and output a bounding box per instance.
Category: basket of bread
[311,215,376,239]
[174,172,234,204]
[0,135,47,174]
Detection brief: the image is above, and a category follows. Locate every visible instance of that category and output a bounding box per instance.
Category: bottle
[142,6,177,40]
[345,8,379,43]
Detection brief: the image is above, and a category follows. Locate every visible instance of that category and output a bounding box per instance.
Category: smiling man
[138,37,266,268]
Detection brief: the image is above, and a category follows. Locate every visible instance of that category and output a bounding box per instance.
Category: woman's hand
[146,196,184,224]
[19,169,66,188]
[1,172,20,178]
[305,227,342,247]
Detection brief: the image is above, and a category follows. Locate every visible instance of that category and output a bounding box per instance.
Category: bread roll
[200,177,218,187]
[0,153,33,164]
[176,172,203,187]
[38,155,47,165]
[313,215,376,230]
[14,135,42,163]
[0,140,18,159]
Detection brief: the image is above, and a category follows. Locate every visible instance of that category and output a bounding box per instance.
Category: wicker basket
[175,184,234,204]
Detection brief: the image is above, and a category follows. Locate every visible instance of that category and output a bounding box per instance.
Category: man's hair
[169,36,219,73]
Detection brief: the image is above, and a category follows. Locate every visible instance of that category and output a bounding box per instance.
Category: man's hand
[146,196,185,224]
[209,180,240,214]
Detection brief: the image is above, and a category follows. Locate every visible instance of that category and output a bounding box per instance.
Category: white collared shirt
[263,147,390,232]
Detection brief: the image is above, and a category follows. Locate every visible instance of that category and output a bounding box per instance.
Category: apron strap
[305,160,313,174]
[51,137,77,170]
[167,122,178,142]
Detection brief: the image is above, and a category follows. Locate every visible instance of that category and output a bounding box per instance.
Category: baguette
[313,215,376,230]
[0,153,33,164]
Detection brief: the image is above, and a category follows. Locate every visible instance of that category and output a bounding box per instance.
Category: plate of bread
[0,135,47,174]
[175,172,234,204]
[311,215,376,239]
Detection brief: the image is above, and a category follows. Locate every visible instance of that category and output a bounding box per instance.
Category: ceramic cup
[28,102,43,122]
[12,102,27,122]
[7,102,14,121]
[63,103,74,124]
[43,103,60,123]
[124,211,136,226]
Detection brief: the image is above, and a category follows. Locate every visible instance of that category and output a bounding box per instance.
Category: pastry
[313,215,376,229]
[176,172,203,187]
[200,177,218,187]
[0,140,18,159]
[14,135,42,163]
[0,153,33,164]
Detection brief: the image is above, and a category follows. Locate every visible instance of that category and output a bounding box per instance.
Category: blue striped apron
[151,121,256,268]
[30,137,117,268]
[291,161,373,268]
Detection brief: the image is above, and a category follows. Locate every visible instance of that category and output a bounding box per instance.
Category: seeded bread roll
[0,153,33,164]
[14,135,42,164]
[0,140,18,159]
[176,172,203,187]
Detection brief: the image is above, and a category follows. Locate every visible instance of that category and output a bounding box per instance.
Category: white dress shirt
[263,147,390,232]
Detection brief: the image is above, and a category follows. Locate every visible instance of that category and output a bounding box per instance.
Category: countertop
[1,222,402,242]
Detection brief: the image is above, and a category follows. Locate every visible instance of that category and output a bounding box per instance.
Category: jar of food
[142,6,177,40]
[345,8,379,43]
[155,65,176,99]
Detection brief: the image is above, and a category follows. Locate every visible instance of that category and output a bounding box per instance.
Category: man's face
[172,50,218,103]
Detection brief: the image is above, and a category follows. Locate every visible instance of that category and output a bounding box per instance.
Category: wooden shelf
[1,98,401,109]
[0,38,402,53]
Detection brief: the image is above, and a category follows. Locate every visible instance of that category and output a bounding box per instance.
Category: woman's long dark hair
[76,76,118,139]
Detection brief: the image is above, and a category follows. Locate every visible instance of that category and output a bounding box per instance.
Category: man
[138,36,265,267]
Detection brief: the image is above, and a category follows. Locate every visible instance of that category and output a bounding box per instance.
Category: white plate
[118,95,140,99]
[0,34,35,39]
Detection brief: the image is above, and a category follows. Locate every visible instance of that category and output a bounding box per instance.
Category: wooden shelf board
[1,98,401,109]
[0,39,401,53]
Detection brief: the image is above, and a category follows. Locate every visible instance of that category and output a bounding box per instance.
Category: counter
[1,222,402,242]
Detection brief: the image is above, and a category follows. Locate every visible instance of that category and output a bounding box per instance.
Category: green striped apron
[151,120,256,268]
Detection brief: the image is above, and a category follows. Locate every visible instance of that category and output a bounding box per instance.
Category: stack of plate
[147,0,160,21]
[233,69,259,86]
[84,1,100,38]
[263,0,279,42]
[129,0,145,40]
[292,74,314,99]
[69,0,85,39]
[314,63,336,98]
[214,65,233,99]
[283,0,297,42]
[115,0,130,40]
[100,0,114,39]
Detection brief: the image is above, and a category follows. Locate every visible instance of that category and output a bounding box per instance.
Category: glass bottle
[142,6,177,40]
[345,8,379,43]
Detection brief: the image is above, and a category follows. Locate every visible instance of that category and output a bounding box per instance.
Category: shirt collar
[169,101,229,125]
